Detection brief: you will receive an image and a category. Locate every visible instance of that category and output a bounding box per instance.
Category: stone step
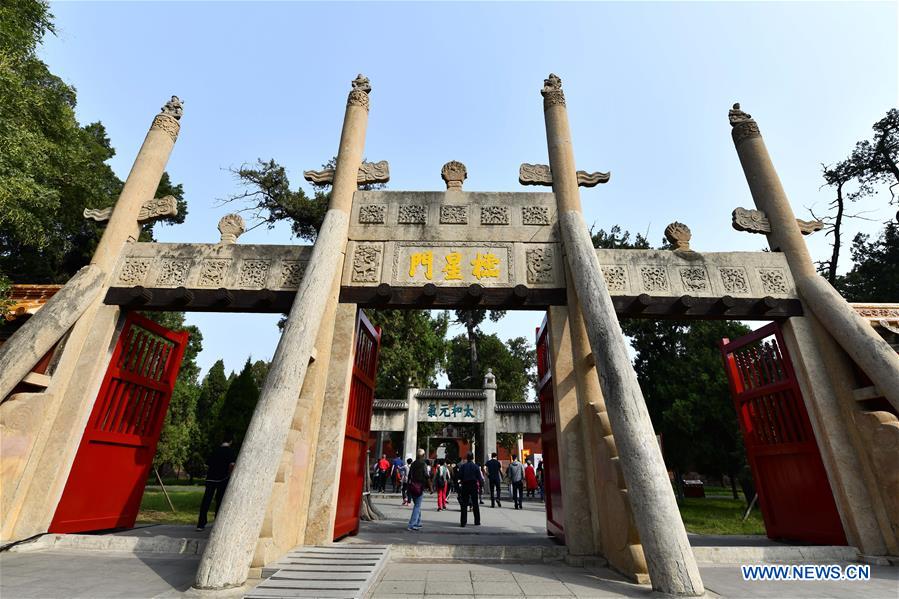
[852,385,881,401]
[247,544,389,599]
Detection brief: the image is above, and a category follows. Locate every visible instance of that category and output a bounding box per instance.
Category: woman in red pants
[434,458,450,511]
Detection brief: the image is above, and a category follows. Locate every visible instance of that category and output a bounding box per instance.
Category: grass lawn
[679,497,765,535]
[138,488,765,536]
[138,488,205,525]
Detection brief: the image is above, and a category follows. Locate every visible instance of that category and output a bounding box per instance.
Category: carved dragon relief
[732,207,824,236]
[83,195,179,223]
[303,160,390,186]
[518,163,610,188]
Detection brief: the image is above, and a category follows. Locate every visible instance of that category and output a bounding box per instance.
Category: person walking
[536,460,544,502]
[525,460,538,498]
[484,452,503,508]
[400,458,412,505]
[507,454,524,510]
[377,454,390,493]
[433,458,450,511]
[196,434,236,531]
[407,449,430,531]
[456,452,481,527]
[391,455,404,493]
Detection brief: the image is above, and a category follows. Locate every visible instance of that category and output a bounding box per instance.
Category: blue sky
[42,1,898,380]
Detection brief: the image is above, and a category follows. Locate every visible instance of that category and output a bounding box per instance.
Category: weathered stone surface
[730,104,899,414]
[83,195,178,224]
[114,243,312,290]
[195,75,370,589]
[0,265,104,402]
[543,74,703,595]
[218,214,246,244]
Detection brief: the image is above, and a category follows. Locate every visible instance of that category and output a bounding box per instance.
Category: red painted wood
[720,322,847,545]
[49,312,188,533]
[334,310,381,541]
[536,316,564,542]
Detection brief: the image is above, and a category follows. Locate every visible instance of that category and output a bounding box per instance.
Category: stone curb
[692,544,860,564]
[8,533,207,555]
[389,543,567,562]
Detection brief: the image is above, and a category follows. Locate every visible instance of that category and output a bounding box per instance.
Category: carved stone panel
[398,205,427,225]
[640,266,670,292]
[526,248,554,283]
[481,206,510,225]
[238,260,270,289]
[758,268,788,294]
[719,267,750,294]
[522,206,550,225]
[197,259,231,287]
[359,204,387,224]
[156,259,191,286]
[679,267,710,292]
[280,261,306,288]
[440,205,468,225]
[352,245,383,283]
[117,258,152,286]
[601,266,628,292]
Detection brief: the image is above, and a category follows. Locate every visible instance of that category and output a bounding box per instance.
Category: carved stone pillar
[1,99,183,542]
[482,369,497,463]
[729,104,899,412]
[195,76,371,589]
[404,384,419,460]
[541,74,703,596]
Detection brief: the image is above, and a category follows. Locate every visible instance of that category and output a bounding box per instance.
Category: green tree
[364,309,448,398]
[214,359,262,448]
[834,222,899,302]
[816,108,899,282]
[190,360,230,478]
[0,1,185,283]
[446,333,534,402]
[452,310,506,385]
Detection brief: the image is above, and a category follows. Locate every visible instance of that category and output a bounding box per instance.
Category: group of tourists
[400,450,543,531]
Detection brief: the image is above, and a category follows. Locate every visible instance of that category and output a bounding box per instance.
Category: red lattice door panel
[537,316,564,542]
[720,322,846,545]
[334,310,381,540]
[50,312,188,533]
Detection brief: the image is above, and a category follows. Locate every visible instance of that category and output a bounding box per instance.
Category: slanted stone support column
[303,303,358,546]
[482,369,497,462]
[728,105,899,411]
[1,99,183,541]
[255,280,348,563]
[404,384,419,460]
[195,75,372,589]
[566,282,649,580]
[541,74,703,596]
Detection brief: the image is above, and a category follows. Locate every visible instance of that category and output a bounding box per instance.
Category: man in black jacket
[196,434,236,531]
[456,452,482,527]
[484,452,503,508]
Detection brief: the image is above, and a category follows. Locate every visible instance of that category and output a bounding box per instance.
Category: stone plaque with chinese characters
[418,399,485,423]
[344,190,564,288]
[396,243,513,286]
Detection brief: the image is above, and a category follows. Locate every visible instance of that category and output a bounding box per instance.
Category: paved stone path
[347,495,555,546]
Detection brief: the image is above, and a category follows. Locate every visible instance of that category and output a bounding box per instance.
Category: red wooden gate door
[536,316,564,541]
[334,310,381,540]
[720,322,846,545]
[50,312,188,533]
